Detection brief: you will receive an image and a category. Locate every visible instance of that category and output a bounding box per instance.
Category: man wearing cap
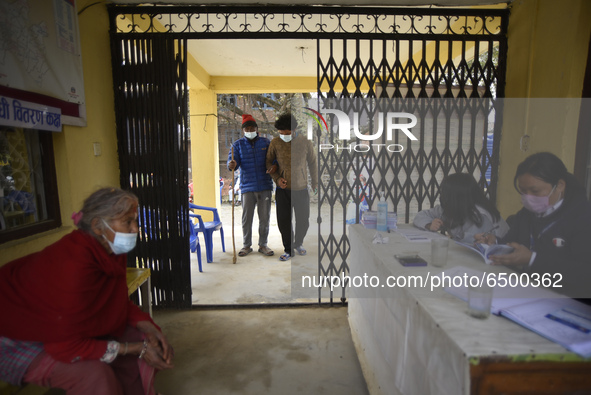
[227,114,275,257]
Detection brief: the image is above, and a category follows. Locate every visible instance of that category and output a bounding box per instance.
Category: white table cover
[347,224,579,395]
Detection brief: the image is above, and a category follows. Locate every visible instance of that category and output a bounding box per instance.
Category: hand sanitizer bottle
[377,191,388,232]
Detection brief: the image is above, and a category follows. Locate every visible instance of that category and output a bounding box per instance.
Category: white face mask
[102,219,138,254]
[280,134,292,143]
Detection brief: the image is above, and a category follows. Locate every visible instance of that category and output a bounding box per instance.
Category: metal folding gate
[316,30,508,303]
[108,28,192,307]
[108,5,508,306]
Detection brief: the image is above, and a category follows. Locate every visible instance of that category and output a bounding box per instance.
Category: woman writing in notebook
[414,172,509,244]
[476,152,591,298]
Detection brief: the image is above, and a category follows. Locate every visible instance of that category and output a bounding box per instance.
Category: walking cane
[231,147,237,264]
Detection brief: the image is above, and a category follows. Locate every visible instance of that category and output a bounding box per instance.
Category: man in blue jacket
[228,114,274,257]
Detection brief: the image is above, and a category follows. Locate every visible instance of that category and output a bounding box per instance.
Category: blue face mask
[280,134,292,143]
[102,220,138,254]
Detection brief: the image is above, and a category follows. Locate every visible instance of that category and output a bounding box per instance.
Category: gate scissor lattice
[316,23,507,303]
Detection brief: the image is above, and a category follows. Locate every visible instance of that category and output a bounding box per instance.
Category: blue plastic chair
[3,190,36,218]
[188,213,203,272]
[140,206,156,241]
[189,202,225,263]
[141,206,204,272]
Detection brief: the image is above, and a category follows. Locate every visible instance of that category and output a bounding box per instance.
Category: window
[0,127,61,243]
[218,94,238,110]
[254,93,277,109]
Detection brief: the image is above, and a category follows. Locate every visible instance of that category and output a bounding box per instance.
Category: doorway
[108,5,509,307]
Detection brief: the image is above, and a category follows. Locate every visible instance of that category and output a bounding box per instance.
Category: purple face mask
[521,185,556,214]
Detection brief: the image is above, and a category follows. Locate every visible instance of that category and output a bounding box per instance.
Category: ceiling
[110,1,509,80]
[187,39,318,77]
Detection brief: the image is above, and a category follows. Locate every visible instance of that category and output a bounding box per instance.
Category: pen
[561,308,591,323]
[473,225,499,246]
[545,313,590,334]
[482,225,499,239]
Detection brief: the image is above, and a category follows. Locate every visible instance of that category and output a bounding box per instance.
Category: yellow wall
[0,1,119,265]
[0,4,317,262]
[189,89,220,218]
[211,76,316,94]
[497,0,591,217]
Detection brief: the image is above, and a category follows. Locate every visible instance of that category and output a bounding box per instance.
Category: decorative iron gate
[108,5,508,306]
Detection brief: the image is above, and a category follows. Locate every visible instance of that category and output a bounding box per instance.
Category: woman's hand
[277,177,287,189]
[145,331,174,366]
[137,321,174,369]
[426,218,444,231]
[489,242,532,266]
[267,164,278,174]
[474,232,497,245]
[142,338,174,370]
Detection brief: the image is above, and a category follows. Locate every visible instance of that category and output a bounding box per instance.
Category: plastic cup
[430,238,449,267]
[467,284,493,319]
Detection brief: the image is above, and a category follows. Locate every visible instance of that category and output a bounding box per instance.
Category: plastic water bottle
[377,191,388,232]
[346,200,356,224]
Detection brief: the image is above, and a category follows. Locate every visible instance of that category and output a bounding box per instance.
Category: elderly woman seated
[0,187,174,395]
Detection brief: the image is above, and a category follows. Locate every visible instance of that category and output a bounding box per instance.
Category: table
[347,224,591,395]
[126,267,152,317]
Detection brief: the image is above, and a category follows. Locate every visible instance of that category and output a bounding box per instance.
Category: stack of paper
[443,266,591,358]
[395,228,447,242]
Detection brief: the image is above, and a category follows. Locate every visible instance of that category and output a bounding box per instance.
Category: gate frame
[108,4,509,306]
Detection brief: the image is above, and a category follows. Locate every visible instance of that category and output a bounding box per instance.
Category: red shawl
[0,230,153,362]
